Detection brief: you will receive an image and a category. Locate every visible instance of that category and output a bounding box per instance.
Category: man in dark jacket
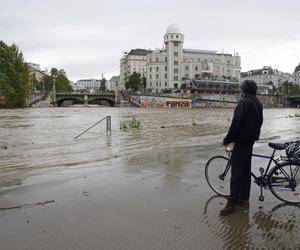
[220,80,263,215]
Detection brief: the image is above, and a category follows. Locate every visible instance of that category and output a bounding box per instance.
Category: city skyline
[1,0,300,81]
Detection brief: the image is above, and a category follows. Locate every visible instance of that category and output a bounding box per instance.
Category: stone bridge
[54,92,116,107]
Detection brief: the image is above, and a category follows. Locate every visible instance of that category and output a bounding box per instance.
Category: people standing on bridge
[220,80,263,216]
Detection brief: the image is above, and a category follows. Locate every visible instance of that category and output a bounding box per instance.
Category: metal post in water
[74,115,111,139]
[106,116,111,135]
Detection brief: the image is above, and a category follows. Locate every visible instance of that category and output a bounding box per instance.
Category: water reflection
[203,195,300,249]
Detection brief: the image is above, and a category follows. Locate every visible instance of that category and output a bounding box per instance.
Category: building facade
[75,79,101,91]
[27,62,49,83]
[241,66,294,87]
[120,24,241,93]
[107,76,120,91]
[120,49,151,88]
[294,63,300,85]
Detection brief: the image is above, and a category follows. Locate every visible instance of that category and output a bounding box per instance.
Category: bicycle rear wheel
[268,162,300,204]
[205,155,231,196]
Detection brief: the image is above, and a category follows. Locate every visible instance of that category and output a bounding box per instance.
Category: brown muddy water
[1,107,300,249]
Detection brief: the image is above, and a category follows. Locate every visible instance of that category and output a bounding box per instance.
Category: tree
[142,76,147,89]
[0,42,30,108]
[51,68,72,92]
[29,73,40,91]
[280,80,300,96]
[42,74,54,92]
[125,72,141,91]
[100,78,106,91]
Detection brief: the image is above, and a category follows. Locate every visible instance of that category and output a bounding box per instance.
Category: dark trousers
[229,142,254,205]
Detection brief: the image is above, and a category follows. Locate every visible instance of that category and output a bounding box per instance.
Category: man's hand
[224,143,234,152]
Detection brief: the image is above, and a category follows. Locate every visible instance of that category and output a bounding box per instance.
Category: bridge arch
[55,93,116,107]
[56,97,84,106]
[88,97,115,106]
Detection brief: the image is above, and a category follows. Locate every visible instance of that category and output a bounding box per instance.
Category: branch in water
[0,200,55,211]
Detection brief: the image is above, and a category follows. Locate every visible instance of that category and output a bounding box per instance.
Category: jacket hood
[242,80,257,95]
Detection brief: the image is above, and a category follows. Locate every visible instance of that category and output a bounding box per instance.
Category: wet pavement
[1,107,300,249]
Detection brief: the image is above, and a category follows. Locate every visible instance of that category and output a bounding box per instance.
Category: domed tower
[164,24,184,89]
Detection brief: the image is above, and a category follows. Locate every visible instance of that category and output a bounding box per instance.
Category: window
[156,74,159,79]
[185,66,189,71]
[195,66,198,71]
[165,66,167,71]
[174,76,178,80]
[174,42,179,47]
[171,35,173,38]
[160,82,161,87]
[165,82,167,87]
[156,66,159,72]
[176,35,179,38]
[165,73,167,79]
[174,68,178,73]
[150,67,152,72]
[227,60,231,64]
[174,52,178,56]
[150,74,152,79]
[174,60,178,65]
[165,57,167,62]
[156,57,159,62]
[150,82,152,87]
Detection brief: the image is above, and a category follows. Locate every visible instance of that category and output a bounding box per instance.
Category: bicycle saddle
[268,143,287,150]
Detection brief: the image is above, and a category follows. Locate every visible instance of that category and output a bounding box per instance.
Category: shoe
[220,201,236,216]
[238,199,249,210]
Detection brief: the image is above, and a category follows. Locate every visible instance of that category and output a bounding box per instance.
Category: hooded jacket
[223,80,263,145]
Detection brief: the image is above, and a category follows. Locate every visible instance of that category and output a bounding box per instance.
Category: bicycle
[205,142,300,204]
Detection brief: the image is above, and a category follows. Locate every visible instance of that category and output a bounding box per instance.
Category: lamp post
[52,78,56,106]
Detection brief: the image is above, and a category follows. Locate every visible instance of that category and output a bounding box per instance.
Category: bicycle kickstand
[259,167,265,202]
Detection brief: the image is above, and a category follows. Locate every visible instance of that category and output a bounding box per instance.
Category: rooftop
[110,76,120,81]
[128,49,152,56]
[0,40,7,47]
[184,49,218,55]
[166,24,182,34]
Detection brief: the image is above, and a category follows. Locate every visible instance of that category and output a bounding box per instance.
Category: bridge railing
[74,116,111,139]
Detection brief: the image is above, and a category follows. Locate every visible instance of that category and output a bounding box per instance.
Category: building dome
[166,24,182,34]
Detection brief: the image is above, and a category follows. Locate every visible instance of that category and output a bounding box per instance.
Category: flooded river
[1,107,300,178]
[1,107,300,249]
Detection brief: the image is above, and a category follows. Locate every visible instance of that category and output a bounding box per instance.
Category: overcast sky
[1,0,300,81]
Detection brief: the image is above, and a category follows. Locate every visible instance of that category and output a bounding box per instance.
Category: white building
[75,79,101,91]
[120,49,150,87]
[120,24,241,93]
[294,63,300,85]
[107,76,120,91]
[27,62,49,82]
[241,66,294,88]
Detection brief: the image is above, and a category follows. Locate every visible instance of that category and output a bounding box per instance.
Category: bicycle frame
[225,148,280,187]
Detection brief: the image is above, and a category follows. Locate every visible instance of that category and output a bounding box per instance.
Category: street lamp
[52,78,56,105]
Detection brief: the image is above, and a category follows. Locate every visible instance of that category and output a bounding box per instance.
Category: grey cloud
[1,0,300,80]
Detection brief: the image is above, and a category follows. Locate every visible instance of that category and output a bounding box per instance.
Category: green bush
[120,116,141,130]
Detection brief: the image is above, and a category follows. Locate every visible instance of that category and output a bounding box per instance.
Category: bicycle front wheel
[268,162,300,204]
[205,155,231,196]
